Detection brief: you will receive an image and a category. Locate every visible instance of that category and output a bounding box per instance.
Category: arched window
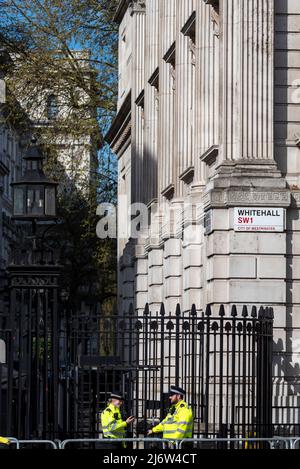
[47,94,58,119]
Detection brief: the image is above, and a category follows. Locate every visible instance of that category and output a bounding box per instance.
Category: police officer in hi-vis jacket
[0,436,10,446]
[147,386,193,447]
[101,392,135,449]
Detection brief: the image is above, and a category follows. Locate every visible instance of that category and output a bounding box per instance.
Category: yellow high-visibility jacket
[152,400,193,440]
[245,431,258,449]
[101,403,127,442]
[0,436,10,445]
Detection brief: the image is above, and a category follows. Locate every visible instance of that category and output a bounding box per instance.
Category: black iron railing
[0,294,274,442]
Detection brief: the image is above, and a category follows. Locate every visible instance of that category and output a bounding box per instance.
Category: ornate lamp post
[5,138,60,440]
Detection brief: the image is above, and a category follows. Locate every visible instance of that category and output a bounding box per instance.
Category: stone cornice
[291,191,300,208]
[148,67,159,89]
[161,183,175,200]
[114,0,129,24]
[111,122,131,156]
[200,145,219,166]
[129,1,146,16]
[0,160,9,176]
[115,1,145,24]
[203,0,219,9]
[144,238,164,253]
[105,92,131,156]
[181,11,196,41]
[179,166,194,184]
[163,42,176,66]
[203,188,291,210]
[135,89,144,107]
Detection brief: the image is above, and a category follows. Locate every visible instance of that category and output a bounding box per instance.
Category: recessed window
[47,94,59,119]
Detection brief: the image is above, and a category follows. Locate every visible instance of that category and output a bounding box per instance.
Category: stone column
[193,0,219,187]
[160,0,176,55]
[144,85,158,204]
[182,224,203,312]
[133,103,144,204]
[120,248,135,313]
[146,0,159,74]
[219,0,275,166]
[130,2,148,317]
[130,2,145,204]
[201,0,290,320]
[158,0,176,199]
[135,251,149,315]
[148,248,164,312]
[164,238,182,312]
[144,0,159,205]
[175,0,195,196]
[131,1,146,99]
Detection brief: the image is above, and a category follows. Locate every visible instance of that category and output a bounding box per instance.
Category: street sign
[234,207,285,232]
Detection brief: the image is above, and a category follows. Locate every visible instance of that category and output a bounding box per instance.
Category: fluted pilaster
[131,2,146,100]
[220,0,274,163]
[146,0,159,76]
[158,0,176,198]
[175,0,195,196]
[131,2,145,203]
[194,0,219,185]
[160,0,176,55]
[144,0,159,205]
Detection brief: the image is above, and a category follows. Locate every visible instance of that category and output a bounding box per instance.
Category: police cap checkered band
[169,386,185,396]
[110,392,124,400]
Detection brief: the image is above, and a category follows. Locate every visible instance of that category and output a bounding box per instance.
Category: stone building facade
[107,0,300,402]
[0,76,25,312]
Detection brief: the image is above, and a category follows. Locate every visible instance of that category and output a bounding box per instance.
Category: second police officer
[147,385,193,448]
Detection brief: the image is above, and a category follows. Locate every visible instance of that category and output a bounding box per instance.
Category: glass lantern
[11,141,58,220]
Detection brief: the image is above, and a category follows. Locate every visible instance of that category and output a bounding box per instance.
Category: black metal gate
[0,260,60,439]
[0,278,274,441]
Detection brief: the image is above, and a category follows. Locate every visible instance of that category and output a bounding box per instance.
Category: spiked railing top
[251,305,257,318]
[125,303,274,322]
[144,303,150,316]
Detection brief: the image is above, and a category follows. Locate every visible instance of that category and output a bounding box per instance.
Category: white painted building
[107,0,300,402]
[12,50,99,195]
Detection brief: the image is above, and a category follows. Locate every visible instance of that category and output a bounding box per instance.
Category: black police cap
[169,385,185,396]
[110,392,124,400]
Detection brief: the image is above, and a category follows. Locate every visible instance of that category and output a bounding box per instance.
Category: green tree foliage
[0,0,119,310]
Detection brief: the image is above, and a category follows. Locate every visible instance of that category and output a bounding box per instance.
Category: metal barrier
[177,437,293,450]
[7,438,19,449]
[18,440,59,449]
[2,437,299,449]
[60,437,295,450]
[291,438,300,449]
[54,440,63,450]
[60,438,177,450]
